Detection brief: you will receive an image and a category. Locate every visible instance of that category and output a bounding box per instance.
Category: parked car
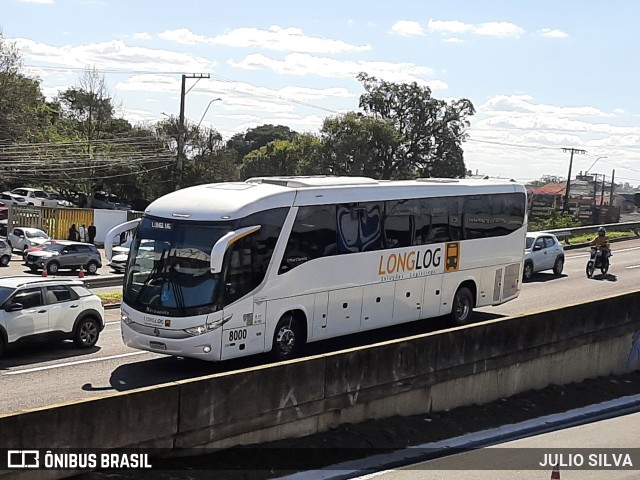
[0,205,7,221]
[0,193,27,208]
[110,252,128,273]
[79,191,130,210]
[0,239,11,266]
[7,227,50,253]
[0,277,105,357]
[109,240,153,274]
[8,188,59,207]
[22,239,59,259]
[24,240,102,275]
[45,191,75,208]
[523,232,565,281]
[0,220,7,238]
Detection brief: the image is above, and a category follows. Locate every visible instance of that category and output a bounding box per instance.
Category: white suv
[7,227,50,253]
[523,232,565,281]
[0,277,105,357]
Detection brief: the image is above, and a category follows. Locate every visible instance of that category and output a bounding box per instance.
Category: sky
[4,0,640,185]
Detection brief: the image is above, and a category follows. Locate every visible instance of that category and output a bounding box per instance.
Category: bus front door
[220,296,266,360]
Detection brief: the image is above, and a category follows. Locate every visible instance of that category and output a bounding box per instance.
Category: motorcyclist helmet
[598,227,606,236]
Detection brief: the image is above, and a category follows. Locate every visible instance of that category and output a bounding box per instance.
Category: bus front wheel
[450,287,474,326]
[271,314,303,362]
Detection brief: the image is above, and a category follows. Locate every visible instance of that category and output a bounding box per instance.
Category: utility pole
[600,174,606,207]
[592,173,599,223]
[562,148,587,213]
[609,169,615,204]
[176,73,210,190]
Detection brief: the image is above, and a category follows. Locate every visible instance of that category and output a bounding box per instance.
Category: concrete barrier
[1,291,639,478]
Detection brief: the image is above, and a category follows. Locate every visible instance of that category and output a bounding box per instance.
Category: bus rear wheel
[450,287,474,326]
[271,314,303,362]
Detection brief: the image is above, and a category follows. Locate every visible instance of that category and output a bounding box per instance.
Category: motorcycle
[586,246,610,278]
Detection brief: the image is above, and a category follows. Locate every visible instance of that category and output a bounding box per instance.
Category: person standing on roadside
[68,224,79,241]
[88,224,96,245]
[79,224,87,243]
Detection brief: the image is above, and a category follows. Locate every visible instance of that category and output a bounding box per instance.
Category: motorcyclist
[590,227,611,263]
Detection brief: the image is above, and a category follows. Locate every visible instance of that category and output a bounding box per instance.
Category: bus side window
[384,199,415,248]
[336,202,383,254]
[279,205,337,274]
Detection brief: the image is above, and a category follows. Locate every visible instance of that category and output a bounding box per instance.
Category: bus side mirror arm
[105,218,141,261]
[210,225,261,273]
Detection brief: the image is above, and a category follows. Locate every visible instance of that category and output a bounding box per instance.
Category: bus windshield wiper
[135,249,168,305]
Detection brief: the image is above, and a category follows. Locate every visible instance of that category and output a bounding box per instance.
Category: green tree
[227,124,298,163]
[155,116,239,188]
[0,30,54,144]
[56,67,114,154]
[241,133,323,179]
[357,73,475,179]
[320,112,401,177]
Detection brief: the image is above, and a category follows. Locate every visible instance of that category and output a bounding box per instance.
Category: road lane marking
[625,265,640,269]
[2,351,148,376]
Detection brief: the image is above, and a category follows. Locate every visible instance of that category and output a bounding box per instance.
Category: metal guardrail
[81,275,123,289]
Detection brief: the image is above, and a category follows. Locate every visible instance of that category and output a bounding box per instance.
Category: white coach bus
[106,176,527,362]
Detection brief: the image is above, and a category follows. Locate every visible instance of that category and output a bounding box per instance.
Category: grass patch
[569,230,638,244]
[97,291,122,304]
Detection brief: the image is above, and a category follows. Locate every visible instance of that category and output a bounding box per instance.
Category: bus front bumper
[121,322,222,361]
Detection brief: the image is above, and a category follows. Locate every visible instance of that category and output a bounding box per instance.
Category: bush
[528,211,582,231]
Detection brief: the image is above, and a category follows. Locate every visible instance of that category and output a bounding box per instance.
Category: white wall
[94,210,128,245]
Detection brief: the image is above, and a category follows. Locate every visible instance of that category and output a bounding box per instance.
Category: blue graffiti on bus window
[337,205,382,253]
[626,331,640,370]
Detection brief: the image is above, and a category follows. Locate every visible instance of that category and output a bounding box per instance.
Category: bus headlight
[121,312,133,325]
[184,325,207,336]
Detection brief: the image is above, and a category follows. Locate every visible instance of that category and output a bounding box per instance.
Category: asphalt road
[353,411,640,480]
[1,239,640,414]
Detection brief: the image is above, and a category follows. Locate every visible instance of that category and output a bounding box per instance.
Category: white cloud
[428,19,524,38]
[14,38,216,73]
[463,94,640,181]
[443,37,464,44]
[538,28,569,39]
[116,74,355,104]
[19,0,54,4]
[132,32,152,40]
[158,25,371,54]
[228,52,446,88]
[389,20,425,37]
[40,85,67,99]
[482,95,612,118]
[118,108,158,125]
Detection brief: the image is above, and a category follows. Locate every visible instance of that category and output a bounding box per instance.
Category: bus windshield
[123,217,234,316]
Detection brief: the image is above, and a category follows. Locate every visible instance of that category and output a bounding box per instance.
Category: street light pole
[585,155,608,175]
[176,73,210,191]
[197,97,222,129]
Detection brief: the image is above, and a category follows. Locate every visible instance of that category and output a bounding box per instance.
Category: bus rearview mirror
[210,225,261,274]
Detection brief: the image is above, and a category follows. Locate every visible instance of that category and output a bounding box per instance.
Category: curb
[279,394,640,480]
